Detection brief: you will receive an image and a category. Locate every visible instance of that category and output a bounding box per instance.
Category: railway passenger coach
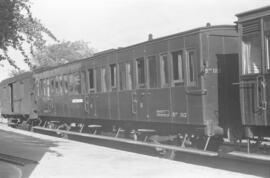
[32,25,240,141]
[236,6,270,138]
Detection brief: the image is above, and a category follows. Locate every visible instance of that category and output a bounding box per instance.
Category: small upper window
[136,57,145,88]
[187,51,196,86]
[148,56,158,88]
[160,54,169,88]
[110,64,117,90]
[172,51,184,85]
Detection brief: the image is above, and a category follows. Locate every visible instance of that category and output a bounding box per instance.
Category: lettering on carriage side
[156,110,170,117]
[180,112,187,118]
[172,112,187,118]
[72,99,83,103]
[205,68,219,74]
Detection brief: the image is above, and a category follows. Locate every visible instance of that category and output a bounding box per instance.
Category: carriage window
[50,78,55,96]
[68,74,74,94]
[88,69,95,92]
[110,64,117,90]
[36,80,40,97]
[63,75,68,94]
[73,72,81,94]
[81,71,87,94]
[148,56,158,88]
[265,35,270,71]
[242,34,261,74]
[136,57,145,88]
[172,51,184,85]
[101,67,107,92]
[59,75,64,96]
[119,63,126,90]
[126,63,133,90]
[46,79,50,97]
[187,51,195,86]
[160,54,169,88]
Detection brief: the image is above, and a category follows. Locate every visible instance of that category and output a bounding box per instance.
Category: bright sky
[0,0,269,81]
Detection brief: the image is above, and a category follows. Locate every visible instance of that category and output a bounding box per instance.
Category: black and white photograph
[0,0,270,177]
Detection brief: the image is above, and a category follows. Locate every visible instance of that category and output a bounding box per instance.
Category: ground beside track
[0,124,268,178]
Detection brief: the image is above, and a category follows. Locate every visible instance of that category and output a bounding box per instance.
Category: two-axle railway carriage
[0,72,35,120]
[34,25,240,141]
[237,6,270,137]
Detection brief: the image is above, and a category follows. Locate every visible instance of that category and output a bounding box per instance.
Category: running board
[33,126,217,157]
[219,151,270,164]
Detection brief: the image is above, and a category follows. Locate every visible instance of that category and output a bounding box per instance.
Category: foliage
[32,40,95,67]
[0,0,57,69]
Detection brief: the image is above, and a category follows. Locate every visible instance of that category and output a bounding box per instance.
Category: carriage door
[170,51,187,124]
[87,68,97,118]
[135,57,149,121]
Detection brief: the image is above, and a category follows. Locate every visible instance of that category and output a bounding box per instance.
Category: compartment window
[160,54,169,87]
[63,75,69,94]
[55,76,60,95]
[50,78,55,96]
[126,63,133,90]
[172,51,184,85]
[73,72,81,94]
[81,71,87,94]
[265,34,270,71]
[187,51,196,86]
[136,57,145,88]
[119,63,126,90]
[46,79,50,97]
[148,56,158,88]
[39,79,44,96]
[88,69,95,92]
[68,74,74,94]
[59,75,63,96]
[110,64,117,90]
[101,67,107,92]
[242,33,261,74]
[36,80,40,97]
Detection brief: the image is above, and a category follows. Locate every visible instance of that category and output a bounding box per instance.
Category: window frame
[159,53,170,88]
[110,64,117,91]
[88,68,96,93]
[171,50,185,86]
[186,49,196,87]
[136,57,146,89]
[147,55,158,89]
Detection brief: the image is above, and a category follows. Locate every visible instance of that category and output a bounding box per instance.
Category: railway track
[32,126,270,177]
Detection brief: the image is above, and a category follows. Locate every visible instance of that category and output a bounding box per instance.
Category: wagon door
[86,68,97,119]
[118,62,135,121]
[135,57,149,121]
[170,51,188,124]
[147,55,171,122]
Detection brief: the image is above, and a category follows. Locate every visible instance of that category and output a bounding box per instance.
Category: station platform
[0,125,263,178]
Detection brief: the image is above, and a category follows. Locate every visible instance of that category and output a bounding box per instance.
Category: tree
[32,40,95,67]
[0,0,57,69]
